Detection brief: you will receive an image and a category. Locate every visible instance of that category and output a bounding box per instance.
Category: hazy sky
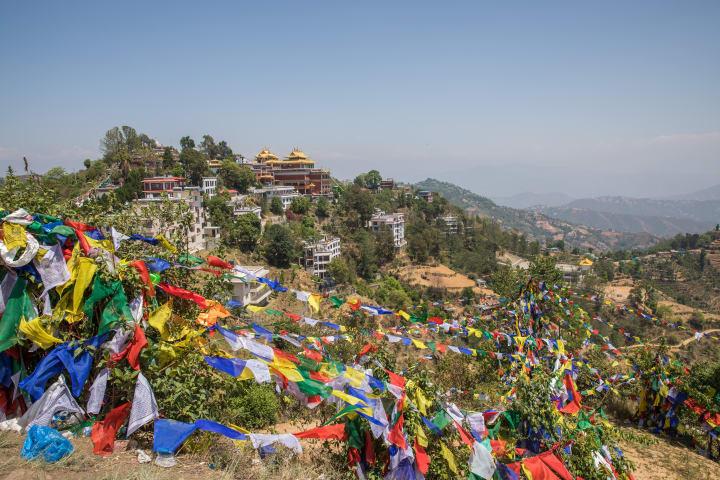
[1,1,718,198]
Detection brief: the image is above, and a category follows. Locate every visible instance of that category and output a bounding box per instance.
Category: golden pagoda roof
[578,258,594,266]
[255,148,279,162]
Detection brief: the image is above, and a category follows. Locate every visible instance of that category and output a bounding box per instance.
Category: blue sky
[1,1,718,198]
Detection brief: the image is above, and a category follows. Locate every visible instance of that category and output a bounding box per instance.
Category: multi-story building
[249,148,331,196]
[136,185,219,252]
[379,178,395,190]
[141,176,186,199]
[301,237,341,279]
[250,185,300,211]
[129,143,179,174]
[230,266,272,306]
[368,211,406,248]
[201,177,218,198]
[417,190,433,203]
[439,215,460,235]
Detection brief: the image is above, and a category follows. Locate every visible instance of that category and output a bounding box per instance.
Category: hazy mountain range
[415,178,657,251]
[490,184,720,237]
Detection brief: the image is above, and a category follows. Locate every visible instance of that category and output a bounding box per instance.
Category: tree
[162,147,176,170]
[83,158,92,169]
[353,230,378,279]
[225,213,261,252]
[270,197,284,215]
[216,140,233,159]
[290,196,311,215]
[205,193,234,226]
[364,170,382,190]
[262,224,298,268]
[115,169,145,203]
[315,196,330,218]
[201,135,217,158]
[341,185,374,227]
[374,226,395,265]
[101,126,141,159]
[490,266,526,299]
[327,257,355,285]
[180,136,195,151]
[218,160,255,193]
[529,255,562,285]
[180,148,208,186]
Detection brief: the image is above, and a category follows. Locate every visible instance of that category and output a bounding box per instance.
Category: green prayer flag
[330,296,344,308]
[0,277,33,351]
[432,410,453,430]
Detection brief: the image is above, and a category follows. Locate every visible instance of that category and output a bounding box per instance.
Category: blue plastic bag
[21,425,74,463]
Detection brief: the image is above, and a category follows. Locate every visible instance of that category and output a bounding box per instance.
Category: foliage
[180,147,209,186]
[353,170,382,190]
[224,213,262,252]
[490,265,526,298]
[204,193,234,226]
[327,257,356,284]
[315,196,330,218]
[374,226,396,265]
[218,160,255,193]
[144,350,278,428]
[529,255,562,285]
[289,196,311,215]
[261,224,298,268]
[270,196,284,215]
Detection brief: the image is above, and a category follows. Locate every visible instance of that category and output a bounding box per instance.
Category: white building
[440,215,460,235]
[368,211,406,248]
[201,177,218,198]
[234,205,262,220]
[229,266,273,306]
[301,237,341,279]
[250,186,300,211]
[135,186,219,253]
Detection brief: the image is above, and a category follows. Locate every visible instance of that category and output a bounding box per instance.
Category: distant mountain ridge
[414,178,657,251]
[538,194,720,237]
[492,191,575,209]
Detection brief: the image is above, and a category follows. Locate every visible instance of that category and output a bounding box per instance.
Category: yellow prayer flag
[397,310,411,321]
[308,294,322,314]
[246,305,266,313]
[155,234,178,254]
[149,302,172,339]
[416,428,428,448]
[331,389,367,406]
[2,223,27,251]
[344,367,365,387]
[440,442,458,474]
[19,317,62,349]
[411,338,427,349]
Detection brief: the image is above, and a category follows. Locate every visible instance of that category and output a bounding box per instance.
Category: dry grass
[0,431,342,480]
[618,426,720,480]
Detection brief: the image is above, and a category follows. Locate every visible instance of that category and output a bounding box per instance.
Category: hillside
[539,196,720,236]
[539,205,710,237]
[415,178,658,251]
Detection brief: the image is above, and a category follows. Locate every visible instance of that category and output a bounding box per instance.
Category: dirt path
[619,328,720,352]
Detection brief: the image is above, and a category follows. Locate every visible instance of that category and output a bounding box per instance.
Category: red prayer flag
[111,324,147,370]
[387,412,407,449]
[294,423,347,440]
[158,283,208,309]
[91,402,131,455]
[206,255,233,270]
[414,438,430,474]
[129,260,154,297]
